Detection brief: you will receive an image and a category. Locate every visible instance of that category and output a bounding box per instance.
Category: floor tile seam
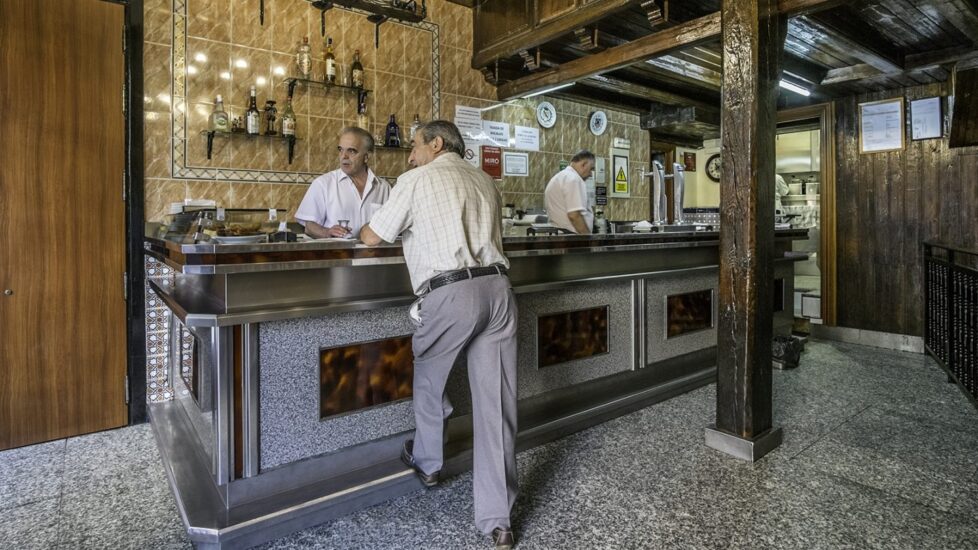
[872,403,978,438]
[53,438,69,548]
[786,403,875,461]
[0,495,61,514]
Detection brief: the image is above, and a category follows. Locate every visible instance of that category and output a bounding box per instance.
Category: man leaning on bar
[545,150,595,234]
[359,120,519,550]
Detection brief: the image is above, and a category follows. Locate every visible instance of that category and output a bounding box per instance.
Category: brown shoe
[491,527,515,549]
[400,440,439,488]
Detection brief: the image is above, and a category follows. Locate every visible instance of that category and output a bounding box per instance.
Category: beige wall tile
[308,116,345,174]
[187,180,232,206]
[188,0,230,42]
[145,0,173,45]
[144,113,171,179]
[144,179,187,222]
[229,138,273,171]
[269,0,311,55]
[144,43,172,112]
[185,103,231,168]
[228,182,287,210]
[186,38,232,106]
[230,0,272,50]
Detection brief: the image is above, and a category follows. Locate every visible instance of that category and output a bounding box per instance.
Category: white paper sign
[860,99,904,153]
[483,121,510,147]
[462,138,484,167]
[455,105,484,139]
[503,152,529,176]
[911,97,942,140]
[594,157,606,184]
[514,125,539,151]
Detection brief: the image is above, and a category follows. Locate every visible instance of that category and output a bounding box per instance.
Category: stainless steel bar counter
[145,229,808,549]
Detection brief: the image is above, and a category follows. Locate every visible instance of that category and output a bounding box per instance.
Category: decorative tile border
[145,256,176,402]
[169,0,440,184]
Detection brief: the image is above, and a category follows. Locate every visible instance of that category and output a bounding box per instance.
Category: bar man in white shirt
[295,127,390,238]
[544,150,595,235]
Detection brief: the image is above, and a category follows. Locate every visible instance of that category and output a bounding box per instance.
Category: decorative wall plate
[536,101,557,128]
[588,111,608,135]
[706,153,721,182]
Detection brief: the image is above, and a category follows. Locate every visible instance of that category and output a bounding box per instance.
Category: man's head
[337,127,374,178]
[570,150,596,180]
[409,120,465,167]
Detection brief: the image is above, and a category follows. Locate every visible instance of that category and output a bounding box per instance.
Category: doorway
[777,104,837,327]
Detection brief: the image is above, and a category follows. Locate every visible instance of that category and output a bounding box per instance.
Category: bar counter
[146,228,808,549]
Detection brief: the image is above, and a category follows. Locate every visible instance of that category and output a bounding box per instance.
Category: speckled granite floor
[3,340,977,549]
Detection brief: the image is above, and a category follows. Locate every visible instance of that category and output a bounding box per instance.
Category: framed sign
[910,97,943,140]
[503,152,529,177]
[683,152,697,171]
[859,97,905,153]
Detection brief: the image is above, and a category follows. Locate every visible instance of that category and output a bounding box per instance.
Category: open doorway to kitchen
[777,104,837,330]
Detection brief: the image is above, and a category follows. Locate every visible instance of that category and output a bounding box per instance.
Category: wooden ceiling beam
[803,14,903,73]
[821,47,978,86]
[495,0,844,101]
[472,0,634,69]
[919,0,978,41]
[580,74,717,110]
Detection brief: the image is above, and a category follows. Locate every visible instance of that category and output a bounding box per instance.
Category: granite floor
[3,339,977,549]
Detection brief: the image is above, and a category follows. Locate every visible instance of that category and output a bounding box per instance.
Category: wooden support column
[705,0,787,462]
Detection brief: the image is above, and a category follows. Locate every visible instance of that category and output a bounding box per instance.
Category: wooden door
[0,0,127,449]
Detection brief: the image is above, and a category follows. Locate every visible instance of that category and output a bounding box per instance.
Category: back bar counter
[145,229,808,549]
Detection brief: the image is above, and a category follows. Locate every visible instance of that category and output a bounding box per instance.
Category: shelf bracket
[260,0,265,26]
[367,14,388,49]
[206,131,215,160]
[310,1,334,37]
[287,136,296,164]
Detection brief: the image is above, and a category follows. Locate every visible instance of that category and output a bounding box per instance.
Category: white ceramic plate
[212,234,266,244]
[536,101,557,128]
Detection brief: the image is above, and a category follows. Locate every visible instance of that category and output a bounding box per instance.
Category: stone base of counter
[150,348,716,550]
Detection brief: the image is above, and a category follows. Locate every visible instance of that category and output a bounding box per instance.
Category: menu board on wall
[859,98,905,153]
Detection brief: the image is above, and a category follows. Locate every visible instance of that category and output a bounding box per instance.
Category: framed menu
[859,97,905,153]
[910,97,943,140]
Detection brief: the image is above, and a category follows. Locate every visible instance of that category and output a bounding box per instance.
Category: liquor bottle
[409,114,421,141]
[351,49,364,88]
[209,95,229,133]
[323,37,336,84]
[356,95,369,131]
[281,97,296,137]
[385,114,401,147]
[246,86,261,135]
[263,100,278,135]
[296,36,312,79]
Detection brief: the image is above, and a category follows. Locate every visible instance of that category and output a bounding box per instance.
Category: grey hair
[418,120,465,157]
[571,150,595,163]
[339,126,375,153]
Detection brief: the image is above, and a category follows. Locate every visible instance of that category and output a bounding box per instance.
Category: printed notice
[859,98,904,153]
[483,121,510,147]
[455,105,484,139]
[911,97,942,140]
[503,152,529,177]
[514,125,540,151]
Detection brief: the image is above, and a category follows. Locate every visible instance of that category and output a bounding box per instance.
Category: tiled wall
[143,0,651,222]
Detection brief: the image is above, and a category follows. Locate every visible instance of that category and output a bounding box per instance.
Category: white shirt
[295,168,390,237]
[545,166,593,234]
[775,174,789,210]
[368,153,509,295]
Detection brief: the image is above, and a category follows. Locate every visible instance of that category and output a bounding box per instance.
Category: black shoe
[400,440,439,488]
[491,527,515,549]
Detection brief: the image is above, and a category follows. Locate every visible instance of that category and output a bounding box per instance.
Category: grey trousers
[410,273,519,535]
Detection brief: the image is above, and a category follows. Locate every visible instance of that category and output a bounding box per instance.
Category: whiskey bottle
[409,114,421,141]
[296,36,312,79]
[351,49,364,88]
[385,114,401,147]
[323,37,336,84]
[209,95,229,133]
[356,95,369,131]
[281,97,296,137]
[246,86,261,135]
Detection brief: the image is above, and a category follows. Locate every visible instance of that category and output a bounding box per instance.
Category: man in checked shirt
[360,120,518,550]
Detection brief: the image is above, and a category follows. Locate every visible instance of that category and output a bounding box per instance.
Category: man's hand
[304,221,351,239]
[359,223,387,246]
[326,225,352,238]
[567,211,592,235]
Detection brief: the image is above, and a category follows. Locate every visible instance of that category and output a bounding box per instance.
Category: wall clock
[588,111,607,135]
[706,153,721,182]
[536,101,557,128]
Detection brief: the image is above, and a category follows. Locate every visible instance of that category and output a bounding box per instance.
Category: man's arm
[567,211,591,234]
[359,223,388,246]
[303,220,352,238]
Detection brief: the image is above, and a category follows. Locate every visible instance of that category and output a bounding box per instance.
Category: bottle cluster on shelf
[202,34,426,160]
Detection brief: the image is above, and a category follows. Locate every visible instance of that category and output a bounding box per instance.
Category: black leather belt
[426,265,507,293]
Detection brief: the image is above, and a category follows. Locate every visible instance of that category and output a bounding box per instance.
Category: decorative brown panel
[473,0,532,52]
[666,289,714,338]
[537,0,577,23]
[319,336,414,419]
[537,306,610,368]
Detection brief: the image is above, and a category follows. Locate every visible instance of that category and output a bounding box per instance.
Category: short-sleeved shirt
[368,153,509,295]
[295,168,390,237]
[545,166,593,234]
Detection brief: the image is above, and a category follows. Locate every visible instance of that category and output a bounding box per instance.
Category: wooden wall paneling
[537,0,578,24]
[473,0,533,54]
[950,67,978,147]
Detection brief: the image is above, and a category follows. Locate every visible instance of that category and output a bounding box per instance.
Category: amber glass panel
[319,336,414,419]
[667,289,714,338]
[537,306,610,368]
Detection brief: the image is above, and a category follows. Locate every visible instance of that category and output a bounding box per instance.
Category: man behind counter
[544,150,595,234]
[295,127,390,238]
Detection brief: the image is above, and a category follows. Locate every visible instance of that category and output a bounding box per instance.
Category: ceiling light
[521,82,575,99]
[779,79,811,97]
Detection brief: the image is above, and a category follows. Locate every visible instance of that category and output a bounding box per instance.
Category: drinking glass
[338,219,351,238]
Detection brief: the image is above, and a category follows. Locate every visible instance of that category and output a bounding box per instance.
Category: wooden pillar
[705,0,787,461]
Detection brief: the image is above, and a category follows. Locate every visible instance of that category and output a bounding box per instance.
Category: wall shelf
[375,144,412,151]
[282,77,370,99]
[201,131,298,164]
